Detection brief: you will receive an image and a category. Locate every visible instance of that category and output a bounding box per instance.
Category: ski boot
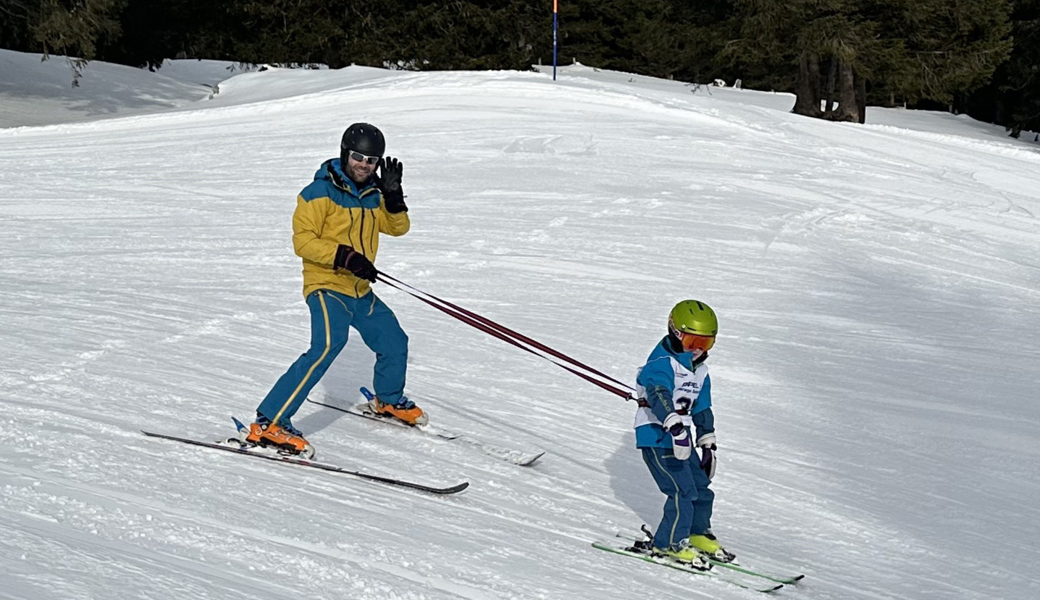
[245,415,315,459]
[689,532,736,563]
[652,539,711,570]
[369,395,428,426]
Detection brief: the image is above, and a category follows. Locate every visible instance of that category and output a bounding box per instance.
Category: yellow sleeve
[379,198,411,237]
[292,195,338,264]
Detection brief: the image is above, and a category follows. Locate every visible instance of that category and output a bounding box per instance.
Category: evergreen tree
[1,0,37,51]
[722,0,1011,123]
[1,0,124,60]
[872,0,1013,108]
[374,1,548,70]
[1,0,125,84]
[1002,0,1040,134]
[556,0,683,77]
[642,0,737,83]
[721,0,871,122]
[227,0,349,67]
[97,0,227,68]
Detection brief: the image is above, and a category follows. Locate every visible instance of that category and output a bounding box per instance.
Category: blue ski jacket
[633,336,715,449]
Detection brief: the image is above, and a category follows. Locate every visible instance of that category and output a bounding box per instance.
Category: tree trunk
[824,55,838,115]
[855,72,867,124]
[792,52,823,118]
[830,60,859,122]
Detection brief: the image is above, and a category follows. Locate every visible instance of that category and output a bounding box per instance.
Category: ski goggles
[348,151,381,165]
[678,331,715,354]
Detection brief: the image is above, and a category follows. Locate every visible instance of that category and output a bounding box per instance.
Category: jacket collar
[320,158,377,195]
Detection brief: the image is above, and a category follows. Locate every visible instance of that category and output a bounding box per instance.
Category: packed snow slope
[2,52,1040,600]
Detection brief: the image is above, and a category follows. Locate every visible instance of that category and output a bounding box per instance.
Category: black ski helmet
[340,123,385,163]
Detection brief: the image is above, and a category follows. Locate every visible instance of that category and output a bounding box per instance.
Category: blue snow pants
[642,446,715,550]
[256,289,408,427]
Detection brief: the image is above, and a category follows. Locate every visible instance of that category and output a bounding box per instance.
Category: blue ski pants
[642,446,715,550]
[256,289,408,427]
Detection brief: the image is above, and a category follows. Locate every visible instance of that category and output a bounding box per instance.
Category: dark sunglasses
[348,151,380,165]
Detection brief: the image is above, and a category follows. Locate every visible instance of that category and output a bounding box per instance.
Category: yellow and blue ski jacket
[292,158,410,298]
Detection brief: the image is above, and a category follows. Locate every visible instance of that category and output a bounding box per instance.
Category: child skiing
[634,299,734,568]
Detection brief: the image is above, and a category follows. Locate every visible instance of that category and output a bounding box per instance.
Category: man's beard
[347,162,374,184]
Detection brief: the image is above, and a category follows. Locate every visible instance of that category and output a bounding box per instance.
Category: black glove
[334,245,377,282]
[377,156,407,213]
[696,432,717,479]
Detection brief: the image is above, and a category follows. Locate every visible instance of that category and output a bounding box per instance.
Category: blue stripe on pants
[256,289,408,427]
[642,446,715,549]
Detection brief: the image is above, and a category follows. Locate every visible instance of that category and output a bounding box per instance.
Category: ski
[140,430,470,495]
[708,556,805,585]
[591,541,783,593]
[614,532,805,585]
[306,388,546,467]
[307,397,461,440]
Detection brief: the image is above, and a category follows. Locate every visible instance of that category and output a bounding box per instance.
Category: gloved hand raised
[334,245,377,282]
[663,412,692,460]
[696,432,717,479]
[377,157,407,213]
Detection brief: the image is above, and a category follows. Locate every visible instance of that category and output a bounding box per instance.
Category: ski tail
[306,392,546,467]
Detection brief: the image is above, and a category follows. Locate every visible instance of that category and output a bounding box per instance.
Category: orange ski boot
[371,396,428,426]
[246,417,315,459]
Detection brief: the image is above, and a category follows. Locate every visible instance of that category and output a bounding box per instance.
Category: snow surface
[2,50,1039,599]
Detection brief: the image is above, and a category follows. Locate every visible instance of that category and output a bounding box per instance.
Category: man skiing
[634,299,734,568]
[245,123,424,458]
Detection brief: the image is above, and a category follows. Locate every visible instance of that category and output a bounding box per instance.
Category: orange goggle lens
[679,332,715,353]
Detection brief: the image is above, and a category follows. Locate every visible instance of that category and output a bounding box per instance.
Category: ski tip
[442,481,470,494]
[516,451,546,466]
[359,386,375,401]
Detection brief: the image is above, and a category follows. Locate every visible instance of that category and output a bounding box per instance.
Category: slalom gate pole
[552,0,559,81]
[377,272,635,400]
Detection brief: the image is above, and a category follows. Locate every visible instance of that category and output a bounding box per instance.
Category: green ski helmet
[668,300,718,353]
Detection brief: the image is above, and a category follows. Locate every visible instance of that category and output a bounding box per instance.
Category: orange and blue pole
[552,0,558,80]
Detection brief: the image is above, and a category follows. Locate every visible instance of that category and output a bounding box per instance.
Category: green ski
[592,541,784,593]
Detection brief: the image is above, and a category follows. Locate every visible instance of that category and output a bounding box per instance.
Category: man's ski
[591,541,783,593]
[614,532,805,585]
[140,430,469,495]
[307,397,461,440]
[306,388,546,467]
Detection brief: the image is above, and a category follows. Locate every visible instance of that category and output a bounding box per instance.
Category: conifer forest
[1,0,1037,133]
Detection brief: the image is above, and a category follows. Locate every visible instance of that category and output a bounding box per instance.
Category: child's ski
[591,541,783,593]
[614,531,805,584]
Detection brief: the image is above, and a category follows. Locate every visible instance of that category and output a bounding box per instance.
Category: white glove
[663,412,692,461]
